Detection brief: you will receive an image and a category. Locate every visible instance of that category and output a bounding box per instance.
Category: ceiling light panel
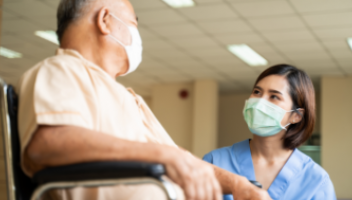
[0,47,22,59]
[347,38,352,50]
[227,44,268,67]
[162,0,195,8]
[35,30,59,45]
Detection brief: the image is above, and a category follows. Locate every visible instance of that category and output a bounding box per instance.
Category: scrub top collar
[233,139,307,199]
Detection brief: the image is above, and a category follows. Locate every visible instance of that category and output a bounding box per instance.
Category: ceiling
[1,0,352,96]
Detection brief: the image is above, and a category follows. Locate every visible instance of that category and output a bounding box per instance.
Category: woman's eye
[271,95,280,100]
[253,90,260,95]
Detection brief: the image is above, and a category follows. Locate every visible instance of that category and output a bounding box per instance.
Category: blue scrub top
[203,139,336,200]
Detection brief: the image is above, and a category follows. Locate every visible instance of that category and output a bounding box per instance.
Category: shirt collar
[268,149,307,199]
[55,48,114,79]
[234,139,307,199]
[234,139,256,181]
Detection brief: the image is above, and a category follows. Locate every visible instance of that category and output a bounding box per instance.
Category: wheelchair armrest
[33,161,165,185]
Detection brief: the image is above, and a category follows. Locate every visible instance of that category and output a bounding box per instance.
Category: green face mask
[243,98,297,137]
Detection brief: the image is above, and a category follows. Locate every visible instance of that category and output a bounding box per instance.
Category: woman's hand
[163,147,222,200]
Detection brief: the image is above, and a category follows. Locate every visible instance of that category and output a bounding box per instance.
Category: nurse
[203,64,336,200]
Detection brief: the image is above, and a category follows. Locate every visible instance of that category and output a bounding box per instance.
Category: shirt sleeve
[18,56,95,158]
[34,58,95,128]
[202,152,214,164]
[311,176,336,200]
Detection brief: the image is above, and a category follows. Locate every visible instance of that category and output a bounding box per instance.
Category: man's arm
[212,165,272,200]
[26,125,222,200]
[26,125,270,200]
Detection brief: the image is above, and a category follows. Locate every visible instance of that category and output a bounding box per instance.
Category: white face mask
[109,14,143,76]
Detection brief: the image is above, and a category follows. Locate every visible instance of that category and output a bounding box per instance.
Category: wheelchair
[0,78,176,200]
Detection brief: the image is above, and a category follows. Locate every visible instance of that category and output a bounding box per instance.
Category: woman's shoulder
[295,149,330,180]
[294,149,336,198]
[203,139,250,163]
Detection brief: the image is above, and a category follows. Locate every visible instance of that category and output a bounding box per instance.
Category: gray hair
[56,0,92,42]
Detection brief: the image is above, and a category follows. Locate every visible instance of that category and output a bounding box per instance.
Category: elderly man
[17,0,271,199]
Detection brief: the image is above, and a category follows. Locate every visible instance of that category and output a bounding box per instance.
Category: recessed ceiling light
[35,30,59,45]
[227,44,268,67]
[162,0,195,8]
[347,38,352,50]
[0,47,22,59]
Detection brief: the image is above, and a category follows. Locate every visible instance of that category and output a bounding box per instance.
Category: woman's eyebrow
[254,86,262,90]
[269,89,283,95]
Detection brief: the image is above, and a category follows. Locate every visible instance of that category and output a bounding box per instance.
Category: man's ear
[96,7,111,35]
[292,109,305,124]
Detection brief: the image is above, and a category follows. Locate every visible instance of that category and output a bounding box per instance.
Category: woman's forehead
[256,75,290,94]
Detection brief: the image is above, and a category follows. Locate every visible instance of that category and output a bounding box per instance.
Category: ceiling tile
[179,3,238,21]
[214,33,265,45]
[143,65,182,76]
[185,46,232,58]
[143,39,175,50]
[163,58,207,69]
[2,9,19,20]
[231,1,295,18]
[329,50,352,59]
[322,40,350,51]
[139,27,159,40]
[296,62,338,70]
[294,59,337,67]
[13,33,59,49]
[198,54,244,67]
[26,16,56,30]
[198,19,253,34]
[273,41,325,53]
[137,9,187,25]
[194,0,224,4]
[5,0,55,17]
[149,23,204,38]
[147,47,192,60]
[261,29,316,42]
[305,68,344,77]
[129,0,169,11]
[248,16,306,31]
[283,52,332,61]
[303,12,352,28]
[313,27,352,40]
[41,0,61,9]
[215,64,257,73]
[2,18,42,34]
[290,0,352,13]
[169,35,219,48]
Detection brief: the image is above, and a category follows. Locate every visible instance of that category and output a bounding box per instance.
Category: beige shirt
[17,49,183,200]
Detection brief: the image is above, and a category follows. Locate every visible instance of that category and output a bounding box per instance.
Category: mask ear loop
[283,108,303,130]
[282,107,303,130]
[108,14,131,47]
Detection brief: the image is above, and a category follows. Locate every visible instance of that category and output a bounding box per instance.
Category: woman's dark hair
[254,64,316,149]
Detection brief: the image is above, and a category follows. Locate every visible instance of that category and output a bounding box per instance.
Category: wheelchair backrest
[0,78,36,200]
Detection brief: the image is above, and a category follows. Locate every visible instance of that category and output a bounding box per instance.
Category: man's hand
[232,176,272,200]
[163,147,222,200]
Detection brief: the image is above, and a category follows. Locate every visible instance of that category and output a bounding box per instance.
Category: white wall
[192,80,218,158]
[217,93,252,148]
[151,83,194,151]
[150,80,218,157]
[321,76,352,199]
